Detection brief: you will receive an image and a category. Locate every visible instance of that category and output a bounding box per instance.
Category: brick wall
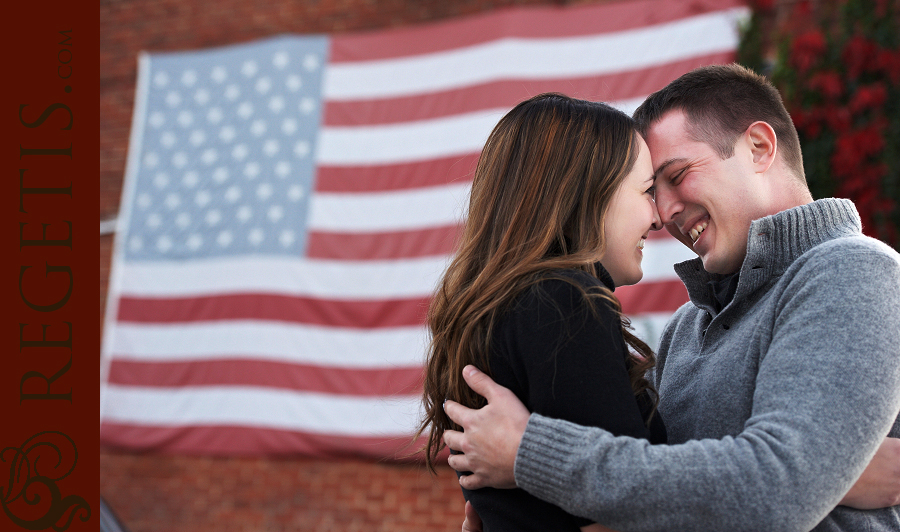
[99,0,585,530]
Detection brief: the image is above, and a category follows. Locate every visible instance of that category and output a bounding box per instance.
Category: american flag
[100,0,748,458]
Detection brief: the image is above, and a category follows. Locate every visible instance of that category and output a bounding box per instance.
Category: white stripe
[641,237,697,282]
[317,109,502,165]
[113,321,428,367]
[102,385,422,435]
[117,255,450,299]
[627,311,678,352]
[308,183,470,232]
[315,95,646,167]
[324,8,748,100]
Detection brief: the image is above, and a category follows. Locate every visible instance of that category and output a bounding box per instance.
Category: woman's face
[599,136,661,287]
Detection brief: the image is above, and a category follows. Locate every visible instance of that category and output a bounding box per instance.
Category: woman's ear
[745,121,777,173]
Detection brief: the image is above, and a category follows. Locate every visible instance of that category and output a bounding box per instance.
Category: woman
[415,93,664,531]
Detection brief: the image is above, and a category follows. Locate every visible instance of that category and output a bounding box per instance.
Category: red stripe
[329,0,745,62]
[314,154,477,193]
[117,294,429,328]
[307,225,462,260]
[100,423,446,461]
[617,279,689,315]
[108,359,423,396]
[323,53,736,126]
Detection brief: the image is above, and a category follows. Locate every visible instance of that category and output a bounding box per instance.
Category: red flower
[809,71,844,100]
[849,84,888,114]
[874,48,900,84]
[791,31,826,72]
[825,106,852,132]
[842,35,877,79]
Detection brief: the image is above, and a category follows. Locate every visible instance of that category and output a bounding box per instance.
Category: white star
[275,161,290,177]
[194,88,210,105]
[165,91,182,107]
[211,66,227,83]
[279,230,295,247]
[212,167,229,183]
[129,236,143,251]
[181,70,198,86]
[207,107,224,124]
[237,205,253,222]
[293,140,310,158]
[143,152,160,168]
[146,213,162,229]
[232,144,249,160]
[241,60,258,77]
[182,171,199,188]
[303,54,320,71]
[300,97,316,115]
[175,212,191,228]
[149,112,165,128]
[267,205,284,223]
[160,131,177,148]
[248,228,265,246]
[287,185,304,201]
[189,130,206,146]
[269,95,285,113]
[219,126,237,143]
[206,209,222,226]
[263,139,279,156]
[186,234,203,250]
[225,84,240,100]
[217,230,232,247]
[154,72,170,87]
[224,185,242,203]
[250,119,266,136]
[281,118,298,135]
[273,51,289,69]
[255,77,272,94]
[286,75,302,92]
[195,190,212,207]
[164,193,181,209]
[156,235,173,253]
[237,101,254,119]
[172,152,188,168]
[256,183,273,200]
[244,162,261,178]
[153,172,170,188]
[201,148,218,165]
[177,110,194,127]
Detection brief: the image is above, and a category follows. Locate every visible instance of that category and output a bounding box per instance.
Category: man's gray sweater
[514,199,900,531]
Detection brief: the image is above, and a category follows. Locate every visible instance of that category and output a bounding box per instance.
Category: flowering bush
[738,0,900,248]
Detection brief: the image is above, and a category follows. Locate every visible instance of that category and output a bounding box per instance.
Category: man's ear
[745,121,777,173]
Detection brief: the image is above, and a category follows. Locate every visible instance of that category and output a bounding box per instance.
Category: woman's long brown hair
[415,93,657,472]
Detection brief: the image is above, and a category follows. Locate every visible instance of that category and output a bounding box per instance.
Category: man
[442,64,900,531]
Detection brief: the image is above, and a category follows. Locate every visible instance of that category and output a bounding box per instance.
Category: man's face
[645,110,772,275]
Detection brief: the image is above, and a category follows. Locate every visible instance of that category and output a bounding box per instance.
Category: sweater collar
[673,198,862,312]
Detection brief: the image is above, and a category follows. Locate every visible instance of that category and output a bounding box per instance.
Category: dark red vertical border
[1,1,99,531]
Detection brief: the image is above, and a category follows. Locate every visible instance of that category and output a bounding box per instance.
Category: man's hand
[442,365,530,490]
[461,501,482,532]
[840,436,900,509]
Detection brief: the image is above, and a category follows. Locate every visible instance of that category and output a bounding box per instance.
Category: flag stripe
[117,294,430,328]
[314,154,478,193]
[100,423,429,459]
[323,53,736,127]
[328,0,745,62]
[108,359,422,396]
[109,321,427,366]
[324,7,746,100]
[307,225,462,260]
[102,385,421,435]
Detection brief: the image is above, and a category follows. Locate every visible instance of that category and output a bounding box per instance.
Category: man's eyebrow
[653,157,688,179]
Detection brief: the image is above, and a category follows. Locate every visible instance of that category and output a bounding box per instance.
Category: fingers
[459,472,488,491]
[443,399,472,428]
[461,365,502,402]
[446,449,471,473]
[463,500,483,532]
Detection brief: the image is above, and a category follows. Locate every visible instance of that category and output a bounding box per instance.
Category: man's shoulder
[797,232,900,274]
